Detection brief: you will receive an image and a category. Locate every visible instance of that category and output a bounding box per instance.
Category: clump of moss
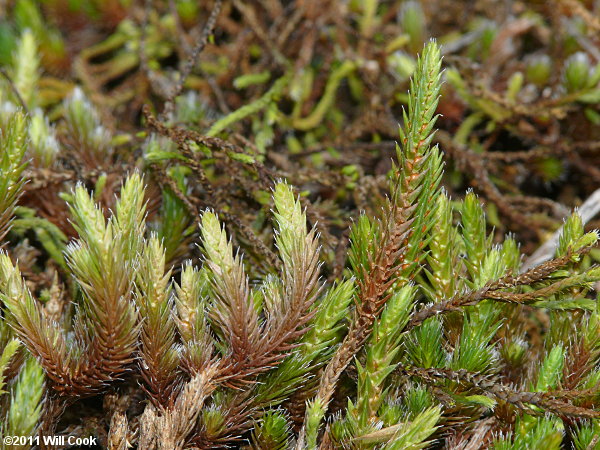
[1,2,600,449]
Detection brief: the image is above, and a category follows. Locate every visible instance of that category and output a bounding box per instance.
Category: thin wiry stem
[160,0,223,120]
[405,248,589,330]
[403,367,600,419]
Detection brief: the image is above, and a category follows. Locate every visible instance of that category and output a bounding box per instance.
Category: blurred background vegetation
[1,0,600,448]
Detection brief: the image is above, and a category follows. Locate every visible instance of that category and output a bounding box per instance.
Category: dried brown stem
[405,249,584,330]
[404,367,600,419]
[436,130,553,232]
[160,0,223,120]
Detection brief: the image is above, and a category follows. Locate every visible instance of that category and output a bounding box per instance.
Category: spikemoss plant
[1,40,600,449]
